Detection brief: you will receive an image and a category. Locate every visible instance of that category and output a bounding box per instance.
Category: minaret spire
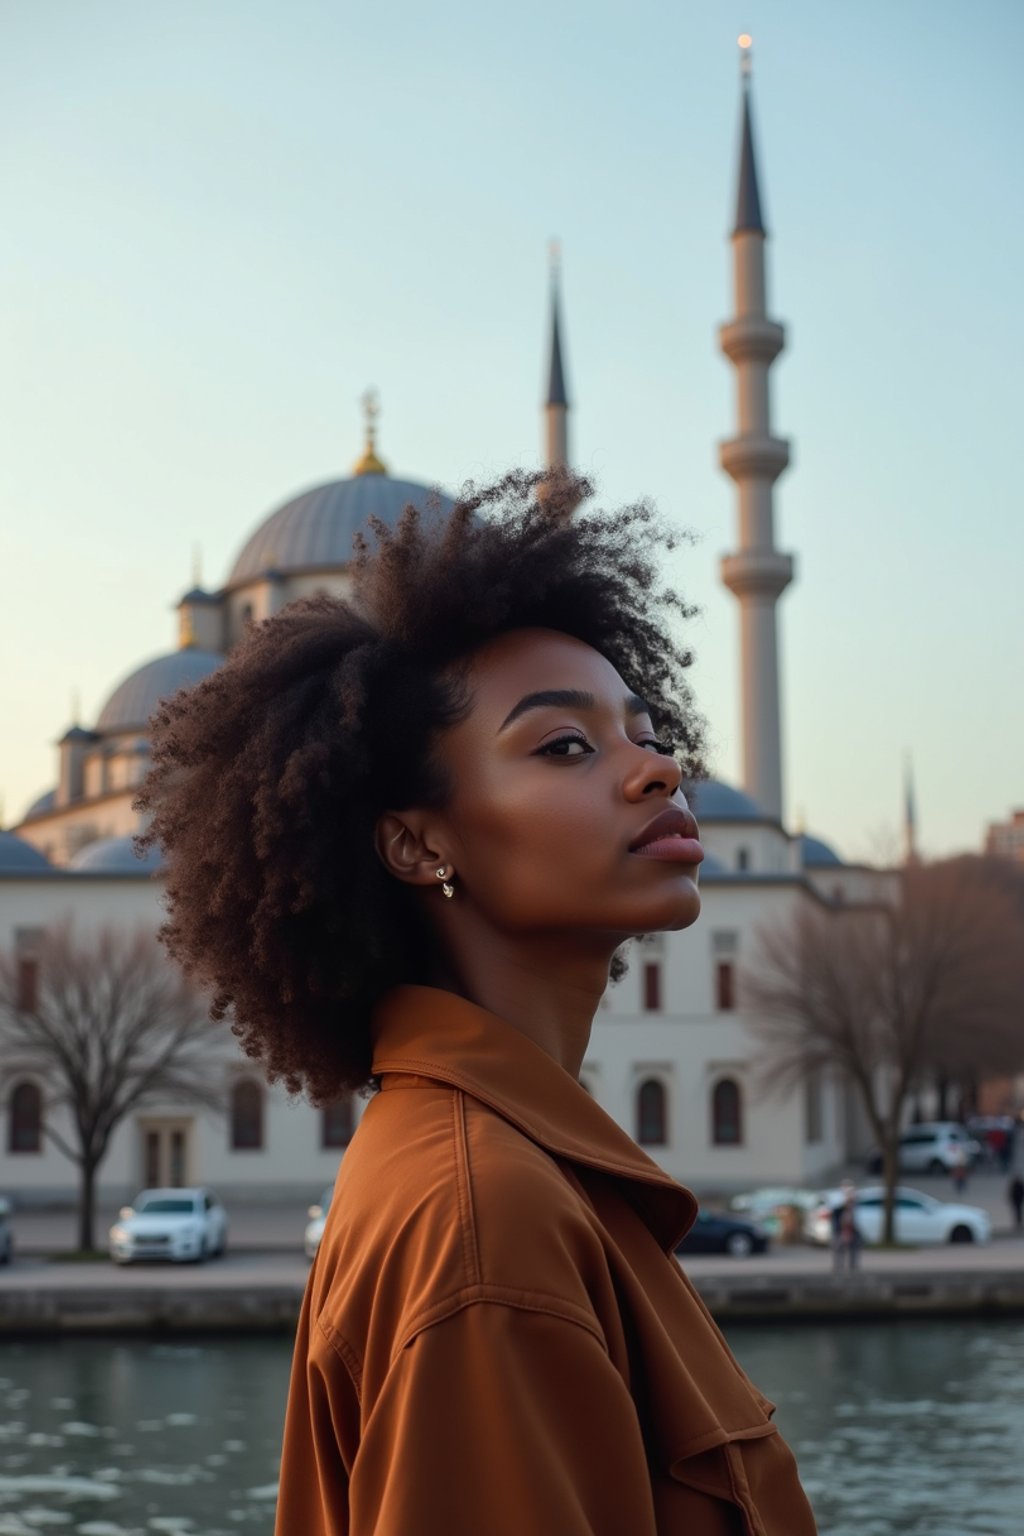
[718,37,794,823]
[543,242,570,470]
[734,39,765,236]
[903,751,920,866]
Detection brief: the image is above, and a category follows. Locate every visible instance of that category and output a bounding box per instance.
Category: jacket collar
[371,984,697,1251]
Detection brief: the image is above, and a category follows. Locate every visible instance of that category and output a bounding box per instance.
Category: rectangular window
[643,962,661,1011]
[322,1099,354,1149]
[16,958,39,1013]
[804,1068,823,1143]
[716,960,734,1011]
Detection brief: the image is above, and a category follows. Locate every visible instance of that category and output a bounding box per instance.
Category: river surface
[1,1319,1022,1534]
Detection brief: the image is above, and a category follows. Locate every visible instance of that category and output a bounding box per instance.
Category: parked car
[806,1185,991,1247]
[0,1198,12,1265]
[676,1209,769,1258]
[109,1187,228,1264]
[305,1187,333,1260]
[865,1122,982,1176]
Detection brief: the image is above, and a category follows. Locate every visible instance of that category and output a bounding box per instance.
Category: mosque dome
[23,788,56,821]
[688,778,764,822]
[226,473,455,588]
[96,649,224,734]
[68,836,164,874]
[798,832,844,868]
[0,830,51,872]
[697,850,728,876]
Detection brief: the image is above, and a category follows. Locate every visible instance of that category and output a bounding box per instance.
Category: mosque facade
[0,62,895,1209]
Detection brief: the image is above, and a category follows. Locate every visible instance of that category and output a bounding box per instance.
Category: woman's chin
[633,886,702,934]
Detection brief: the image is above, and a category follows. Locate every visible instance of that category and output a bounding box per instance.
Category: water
[1,1321,1022,1534]
[730,1320,1024,1536]
[0,1336,292,1535]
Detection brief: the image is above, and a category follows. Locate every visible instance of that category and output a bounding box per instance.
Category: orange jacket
[275,985,817,1535]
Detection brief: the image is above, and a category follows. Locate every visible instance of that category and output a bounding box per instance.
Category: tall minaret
[718,37,794,823]
[544,243,570,470]
[903,751,920,866]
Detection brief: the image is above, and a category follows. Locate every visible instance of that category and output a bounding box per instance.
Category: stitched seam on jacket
[317,1315,364,1398]
[392,1287,607,1364]
[723,1441,770,1536]
[452,1090,482,1288]
[376,1053,677,1185]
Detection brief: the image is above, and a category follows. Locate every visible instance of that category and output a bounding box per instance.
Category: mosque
[0,55,897,1205]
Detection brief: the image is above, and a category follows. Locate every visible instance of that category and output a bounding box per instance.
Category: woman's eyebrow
[497,689,650,734]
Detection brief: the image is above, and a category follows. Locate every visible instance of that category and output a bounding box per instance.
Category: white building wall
[1,843,869,1207]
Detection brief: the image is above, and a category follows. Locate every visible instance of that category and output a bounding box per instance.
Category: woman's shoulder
[311,1081,609,1354]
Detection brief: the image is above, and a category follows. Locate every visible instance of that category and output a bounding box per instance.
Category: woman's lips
[630,836,704,863]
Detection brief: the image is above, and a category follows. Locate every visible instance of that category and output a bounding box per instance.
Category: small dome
[228,475,455,587]
[0,830,51,871]
[697,851,728,876]
[799,832,844,868]
[69,836,164,874]
[688,778,764,822]
[23,788,56,820]
[96,649,223,733]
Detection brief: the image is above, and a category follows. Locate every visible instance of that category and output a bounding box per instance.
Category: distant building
[1,52,894,1207]
[985,809,1024,866]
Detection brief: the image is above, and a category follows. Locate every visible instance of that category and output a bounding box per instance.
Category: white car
[865,1122,982,1176]
[109,1187,228,1264]
[304,1187,332,1260]
[807,1185,991,1247]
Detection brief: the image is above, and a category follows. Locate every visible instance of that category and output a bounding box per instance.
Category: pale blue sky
[1,0,1021,862]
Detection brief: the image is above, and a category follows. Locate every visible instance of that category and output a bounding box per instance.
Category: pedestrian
[1009,1174,1024,1232]
[999,1123,1014,1174]
[831,1181,863,1274]
[138,469,817,1535]
[949,1141,969,1196]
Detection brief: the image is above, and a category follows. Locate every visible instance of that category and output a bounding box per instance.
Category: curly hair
[136,469,707,1102]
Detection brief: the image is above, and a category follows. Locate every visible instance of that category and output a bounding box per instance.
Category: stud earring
[436,867,455,899]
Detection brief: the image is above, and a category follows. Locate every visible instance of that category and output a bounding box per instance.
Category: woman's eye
[537,733,593,757]
[640,738,676,756]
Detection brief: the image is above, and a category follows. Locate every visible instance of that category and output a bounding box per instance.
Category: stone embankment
[2,1242,1024,1335]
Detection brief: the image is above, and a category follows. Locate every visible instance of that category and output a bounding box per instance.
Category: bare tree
[0,920,223,1252]
[743,860,1024,1242]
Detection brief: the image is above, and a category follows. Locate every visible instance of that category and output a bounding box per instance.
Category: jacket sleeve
[349,1300,659,1536]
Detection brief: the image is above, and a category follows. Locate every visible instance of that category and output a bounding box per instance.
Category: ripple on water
[0,1480,118,1503]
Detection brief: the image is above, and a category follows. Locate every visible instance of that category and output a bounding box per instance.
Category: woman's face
[430,627,702,945]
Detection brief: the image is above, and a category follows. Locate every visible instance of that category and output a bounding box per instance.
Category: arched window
[321,1097,354,1149]
[8,1080,42,1153]
[736,847,750,872]
[230,1079,264,1151]
[637,1078,667,1146]
[711,1078,742,1146]
[643,962,661,1010]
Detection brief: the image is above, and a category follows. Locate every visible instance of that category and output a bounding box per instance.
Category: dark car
[676,1209,769,1258]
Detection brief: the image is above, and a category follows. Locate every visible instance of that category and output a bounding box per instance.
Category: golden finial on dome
[352,387,389,476]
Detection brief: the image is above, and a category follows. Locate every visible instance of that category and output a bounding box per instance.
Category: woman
[138,470,816,1535]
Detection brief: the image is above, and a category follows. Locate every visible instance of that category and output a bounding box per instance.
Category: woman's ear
[375,811,449,889]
